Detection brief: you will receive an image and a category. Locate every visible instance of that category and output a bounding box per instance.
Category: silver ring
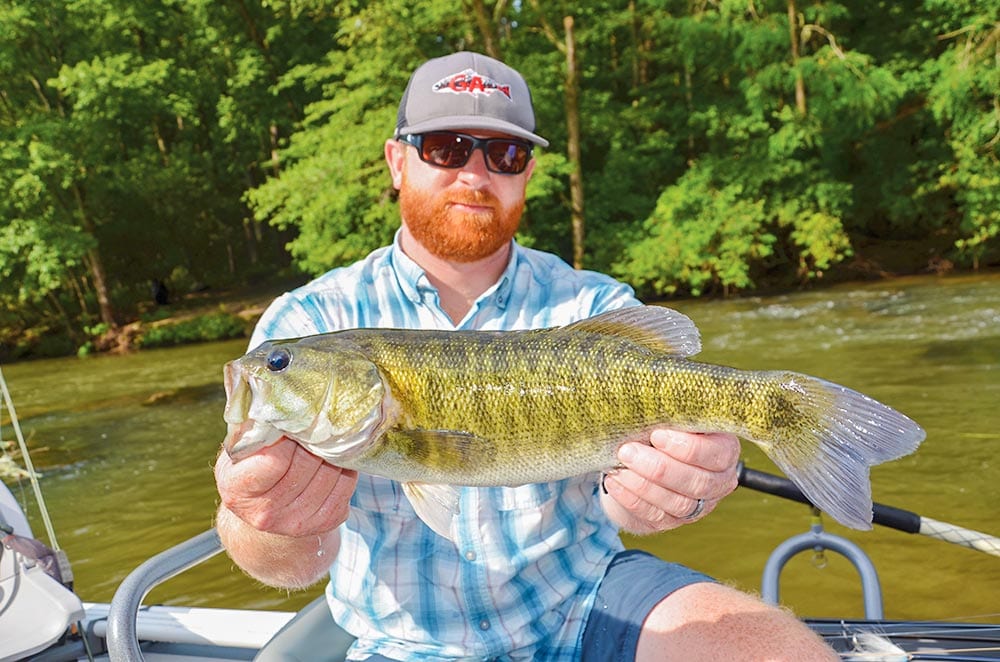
[683,498,706,520]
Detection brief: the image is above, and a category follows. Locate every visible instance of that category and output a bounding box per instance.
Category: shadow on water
[922,335,1000,366]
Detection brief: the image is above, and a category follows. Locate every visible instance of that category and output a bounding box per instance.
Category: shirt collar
[387,230,518,311]
[387,230,430,305]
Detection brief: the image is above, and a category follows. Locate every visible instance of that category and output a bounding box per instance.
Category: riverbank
[3,232,993,363]
[96,233,967,353]
[84,279,305,356]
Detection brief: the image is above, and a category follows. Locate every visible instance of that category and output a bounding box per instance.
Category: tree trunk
[468,0,499,59]
[83,250,116,329]
[787,0,807,115]
[563,16,585,270]
[71,184,118,329]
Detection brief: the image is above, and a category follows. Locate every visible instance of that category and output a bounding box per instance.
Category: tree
[924,0,1000,269]
[616,1,903,295]
[0,0,335,353]
[3,0,997,358]
[526,3,586,268]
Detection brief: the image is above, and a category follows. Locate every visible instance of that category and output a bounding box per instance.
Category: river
[2,272,998,621]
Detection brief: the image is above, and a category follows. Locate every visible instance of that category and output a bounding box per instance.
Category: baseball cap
[395,51,549,148]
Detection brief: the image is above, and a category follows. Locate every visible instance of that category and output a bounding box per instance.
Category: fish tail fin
[752,373,925,530]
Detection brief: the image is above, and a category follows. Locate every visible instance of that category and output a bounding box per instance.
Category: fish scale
[223,305,925,536]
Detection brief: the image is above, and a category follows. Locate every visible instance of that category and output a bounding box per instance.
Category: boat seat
[254,594,355,661]
[0,482,85,660]
[0,547,86,660]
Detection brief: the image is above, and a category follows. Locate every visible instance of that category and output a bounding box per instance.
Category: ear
[385,139,406,189]
[524,157,536,181]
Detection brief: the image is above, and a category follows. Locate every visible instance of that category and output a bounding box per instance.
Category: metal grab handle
[761,522,884,619]
[106,528,224,661]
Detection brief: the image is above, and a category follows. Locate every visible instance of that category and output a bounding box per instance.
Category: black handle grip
[737,463,921,534]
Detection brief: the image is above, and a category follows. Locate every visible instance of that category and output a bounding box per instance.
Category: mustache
[446,190,499,207]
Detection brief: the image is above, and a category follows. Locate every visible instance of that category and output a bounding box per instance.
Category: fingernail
[618,443,637,464]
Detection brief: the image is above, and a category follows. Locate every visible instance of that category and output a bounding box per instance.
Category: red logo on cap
[432,69,512,100]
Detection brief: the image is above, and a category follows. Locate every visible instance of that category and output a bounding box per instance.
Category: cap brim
[398,115,549,148]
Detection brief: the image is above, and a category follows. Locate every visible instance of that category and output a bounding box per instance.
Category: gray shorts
[580,549,715,661]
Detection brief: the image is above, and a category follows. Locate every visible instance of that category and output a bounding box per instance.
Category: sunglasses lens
[420,133,475,168]
[414,132,531,174]
[486,141,530,174]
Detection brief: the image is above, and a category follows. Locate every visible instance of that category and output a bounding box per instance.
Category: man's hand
[215,437,357,538]
[213,438,358,588]
[600,428,740,535]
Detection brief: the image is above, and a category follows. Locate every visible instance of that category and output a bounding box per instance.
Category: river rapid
[2,272,998,621]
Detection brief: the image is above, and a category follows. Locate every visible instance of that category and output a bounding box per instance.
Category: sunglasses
[398,131,533,175]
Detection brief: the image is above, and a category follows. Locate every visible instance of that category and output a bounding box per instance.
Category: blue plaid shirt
[250,233,639,661]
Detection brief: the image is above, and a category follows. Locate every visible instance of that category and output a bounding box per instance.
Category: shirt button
[479,619,490,631]
[464,550,477,561]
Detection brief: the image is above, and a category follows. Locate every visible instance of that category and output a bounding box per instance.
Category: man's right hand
[213,437,358,588]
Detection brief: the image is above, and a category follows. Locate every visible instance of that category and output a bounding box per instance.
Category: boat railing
[103,464,1000,660]
[760,519,884,618]
[106,528,225,661]
[739,462,1000,620]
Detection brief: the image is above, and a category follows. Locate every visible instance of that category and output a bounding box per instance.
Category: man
[214,51,835,660]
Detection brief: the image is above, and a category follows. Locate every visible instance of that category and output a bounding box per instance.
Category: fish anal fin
[401,482,461,541]
[564,306,701,357]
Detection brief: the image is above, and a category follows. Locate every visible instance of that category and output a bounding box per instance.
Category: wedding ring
[683,497,706,520]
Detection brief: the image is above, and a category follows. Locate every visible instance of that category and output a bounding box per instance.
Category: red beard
[399,177,524,262]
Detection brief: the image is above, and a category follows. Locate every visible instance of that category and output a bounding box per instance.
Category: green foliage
[138,313,248,349]
[620,168,775,296]
[2,0,998,358]
[924,3,1000,267]
[0,0,336,353]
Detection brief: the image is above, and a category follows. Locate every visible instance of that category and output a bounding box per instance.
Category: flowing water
[2,273,999,621]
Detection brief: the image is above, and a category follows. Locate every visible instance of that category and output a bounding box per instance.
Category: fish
[222,305,925,540]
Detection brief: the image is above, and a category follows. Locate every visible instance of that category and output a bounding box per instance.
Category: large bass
[223,306,924,540]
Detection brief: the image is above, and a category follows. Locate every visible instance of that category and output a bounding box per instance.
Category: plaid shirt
[250,234,638,660]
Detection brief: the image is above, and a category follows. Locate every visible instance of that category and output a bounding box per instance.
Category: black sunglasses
[398,131,533,175]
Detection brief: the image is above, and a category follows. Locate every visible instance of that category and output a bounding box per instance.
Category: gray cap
[395,51,549,148]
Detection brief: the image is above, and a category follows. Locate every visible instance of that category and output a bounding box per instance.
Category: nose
[455,147,491,185]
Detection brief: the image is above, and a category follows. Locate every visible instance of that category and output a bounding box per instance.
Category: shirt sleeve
[579,272,641,317]
[248,291,336,349]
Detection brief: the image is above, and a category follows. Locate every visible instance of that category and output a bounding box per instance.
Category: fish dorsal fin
[563,306,701,357]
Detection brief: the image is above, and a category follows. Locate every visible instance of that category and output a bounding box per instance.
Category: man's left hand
[600,428,741,534]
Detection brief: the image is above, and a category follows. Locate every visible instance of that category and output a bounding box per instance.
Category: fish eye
[266,347,291,372]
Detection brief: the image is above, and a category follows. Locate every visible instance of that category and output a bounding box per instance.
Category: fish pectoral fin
[401,482,461,542]
[387,428,495,472]
[563,306,702,357]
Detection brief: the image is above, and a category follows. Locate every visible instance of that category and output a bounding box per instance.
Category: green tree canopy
[1,0,997,357]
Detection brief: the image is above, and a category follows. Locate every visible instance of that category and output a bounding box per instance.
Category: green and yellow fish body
[223,306,924,538]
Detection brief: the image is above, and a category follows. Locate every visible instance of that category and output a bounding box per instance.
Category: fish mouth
[222,360,251,426]
[224,418,285,461]
[221,360,284,461]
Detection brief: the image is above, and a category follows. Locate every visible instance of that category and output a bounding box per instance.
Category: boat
[3,366,1000,661]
